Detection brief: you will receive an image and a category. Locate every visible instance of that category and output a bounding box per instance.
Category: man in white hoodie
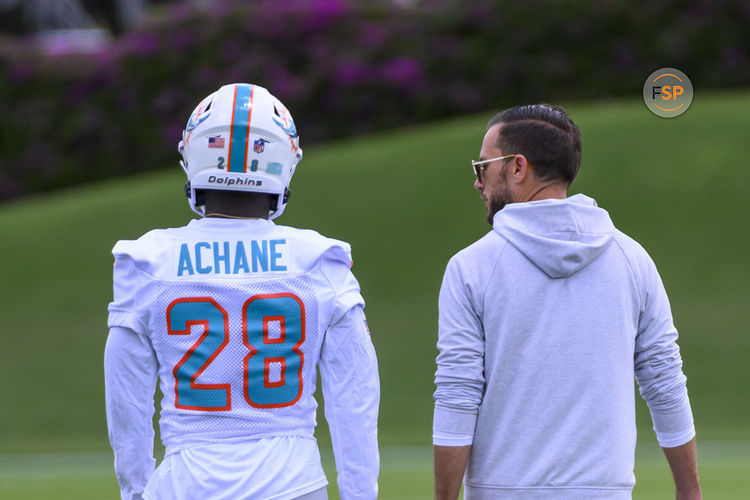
[433,104,701,500]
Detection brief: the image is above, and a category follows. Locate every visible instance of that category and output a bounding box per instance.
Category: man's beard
[486,183,513,225]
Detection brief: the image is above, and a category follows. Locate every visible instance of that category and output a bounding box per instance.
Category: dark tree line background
[1,0,748,201]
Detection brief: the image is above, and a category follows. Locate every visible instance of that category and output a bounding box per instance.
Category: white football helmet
[178,83,303,218]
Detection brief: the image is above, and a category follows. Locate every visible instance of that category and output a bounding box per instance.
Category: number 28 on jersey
[167,293,305,411]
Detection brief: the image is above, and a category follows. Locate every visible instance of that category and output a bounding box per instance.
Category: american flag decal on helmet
[208,136,225,148]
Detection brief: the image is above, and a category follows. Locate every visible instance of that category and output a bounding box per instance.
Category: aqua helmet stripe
[227,84,255,173]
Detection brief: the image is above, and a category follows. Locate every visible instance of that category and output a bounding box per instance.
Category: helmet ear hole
[283,187,291,204]
[184,181,191,199]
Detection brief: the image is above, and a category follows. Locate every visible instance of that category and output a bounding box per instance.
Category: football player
[104,83,380,500]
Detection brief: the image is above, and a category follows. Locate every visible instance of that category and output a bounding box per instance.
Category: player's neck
[205,212,265,219]
[203,191,272,220]
[204,205,268,219]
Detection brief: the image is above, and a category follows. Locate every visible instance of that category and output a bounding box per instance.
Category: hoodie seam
[481,235,509,308]
[612,235,644,313]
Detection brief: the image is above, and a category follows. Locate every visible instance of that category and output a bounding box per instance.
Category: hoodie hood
[493,194,615,278]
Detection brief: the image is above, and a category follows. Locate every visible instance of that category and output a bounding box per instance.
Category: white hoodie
[433,194,694,499]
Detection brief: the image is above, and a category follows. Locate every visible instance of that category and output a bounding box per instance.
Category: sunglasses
[471,154,517,182]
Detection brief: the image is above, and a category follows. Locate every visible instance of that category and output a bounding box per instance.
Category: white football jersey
[108,217,364,450]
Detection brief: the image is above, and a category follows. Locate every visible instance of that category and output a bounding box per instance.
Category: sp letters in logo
[253,138,269,153]
[642,68,693,118]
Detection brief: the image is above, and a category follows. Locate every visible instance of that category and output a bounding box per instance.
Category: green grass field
[1,92,749,498]
[1,442,749,498]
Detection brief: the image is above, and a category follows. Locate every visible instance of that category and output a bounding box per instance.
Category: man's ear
[511,155,531,181]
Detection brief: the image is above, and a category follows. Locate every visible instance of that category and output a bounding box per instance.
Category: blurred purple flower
[430,36,461,60]
[67,69,116,105]
[121,32,159,57]
[168,2,193,23]
[442,82,483,113]
[303,0,349,31]
[360,23,388,49]
[225,65,252,85]
[334,62,373,86]
[271,68,303,99]
[172,29,196,52]
[219,39,246,66]
[468,4,494,21]
[95,48,120,70]
[39,31,110,58]
[313,0,348,18]
[154,88,183,114]
[307,36,335,64]
[204,0,233,20]
[380,57,424,88]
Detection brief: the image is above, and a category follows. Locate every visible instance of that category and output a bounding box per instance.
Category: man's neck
[520,183,568,203]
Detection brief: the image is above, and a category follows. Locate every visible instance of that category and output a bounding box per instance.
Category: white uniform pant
[143,437,328,500]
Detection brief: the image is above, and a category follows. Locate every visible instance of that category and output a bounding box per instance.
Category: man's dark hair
[488,104,581,185]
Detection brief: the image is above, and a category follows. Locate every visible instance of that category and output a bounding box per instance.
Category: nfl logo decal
[208,136,225,148]
[253,138,268,153]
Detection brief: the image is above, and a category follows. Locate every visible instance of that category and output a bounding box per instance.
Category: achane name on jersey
[177,239,287,276]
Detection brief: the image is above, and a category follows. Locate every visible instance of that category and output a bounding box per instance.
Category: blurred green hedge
[1,0,748,200]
